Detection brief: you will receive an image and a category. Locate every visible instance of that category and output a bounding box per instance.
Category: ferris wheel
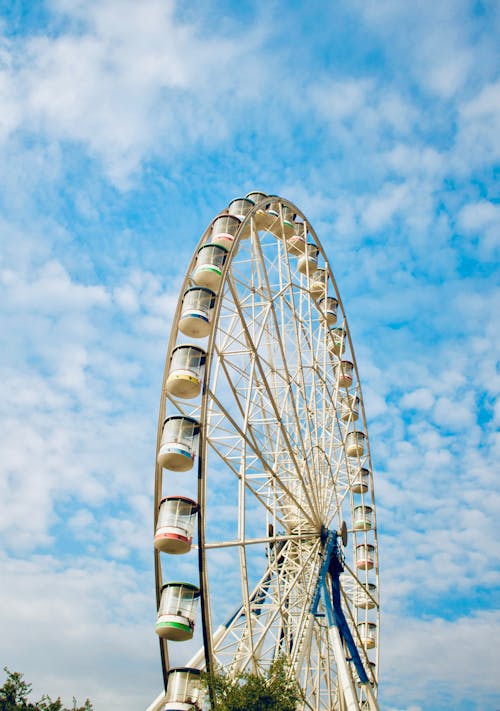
[147,194,380,711]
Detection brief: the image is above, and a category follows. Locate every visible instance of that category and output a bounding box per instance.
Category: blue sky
[0,0,499,709]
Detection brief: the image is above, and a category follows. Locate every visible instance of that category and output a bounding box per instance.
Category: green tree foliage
[0,668,93,711]
[203,657,299,711]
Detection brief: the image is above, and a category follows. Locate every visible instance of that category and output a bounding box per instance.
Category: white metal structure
[150,195,380,711]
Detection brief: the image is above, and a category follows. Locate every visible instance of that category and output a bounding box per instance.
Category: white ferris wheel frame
[148,196,380,711]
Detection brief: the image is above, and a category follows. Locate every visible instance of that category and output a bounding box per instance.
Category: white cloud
[353,0,493,99]
[425,52,473,98]
[458,200,499,232]
[361,183,410,232]
[0,0,272,186]
[1,259,108,311]
[384,145,445,180]
[432,394,476,431]
[0,236,184,557]
[309,77,418,161]
[0,39,21,141]
[454,79,500,171]
[381,611,500,707]
[401,388,434,411]
[68,508,102,542]
[457,199,500,259]
[0,553,159,710]
[113,283,140,313]
[311,79,373,121]
[461,78,500,122]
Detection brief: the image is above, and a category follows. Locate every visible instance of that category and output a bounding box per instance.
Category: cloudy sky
[0,0,499,709]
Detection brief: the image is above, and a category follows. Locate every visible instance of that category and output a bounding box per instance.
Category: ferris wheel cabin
[209,213,241,250]
[244,191,268,230]
[340,394,360,422]
[264,197,295,238]
[154,496,199,555]
[346,430,366,457]
[156,582,200,642]
[157,416,200,472]
[354,582,377,609]
[297,243,319,274]
[356,543,376,570]
[328,326,346,355]
[334,359,354,388]
[166,345,206,399]
[358,621,377,650]
[353,505,374,531]
[227,197,255,223]
[164,668,201,711]
[352,467,370,494]
[319,296,338,325]
[178,286,216,338]
[309,267,327,299]
[192,243,229,291]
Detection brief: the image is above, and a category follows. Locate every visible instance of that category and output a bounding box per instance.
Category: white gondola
[353,505,373,531]
[156,582,200,641]
[356,661,376,686]
[286,220,306,254]
[354,582,377,609]
[265,198,295,238]
[192,243,229,290]
[358,621,377,649]
[297,243,319,274]
[178,287,216,338]
[227,198,254,239]
[245,191,268,230]
[339,394,360,421]
[154,496,199,554]
[210,214,242,250]
[318,296,338,325]
[346,430,365,457]
[227,197,255,221]
[356,543,375,570]
[157,416,200,472]
[280,204,296,239]
[166,345,206,399]
[334,359,353,388]
[327,326,346,355]
[164,668,201,711]
[309,267,327,300]
[351,467,370,494]
[253,195,278,232]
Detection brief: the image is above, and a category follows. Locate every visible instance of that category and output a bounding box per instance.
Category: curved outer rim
[154,195,380,702]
